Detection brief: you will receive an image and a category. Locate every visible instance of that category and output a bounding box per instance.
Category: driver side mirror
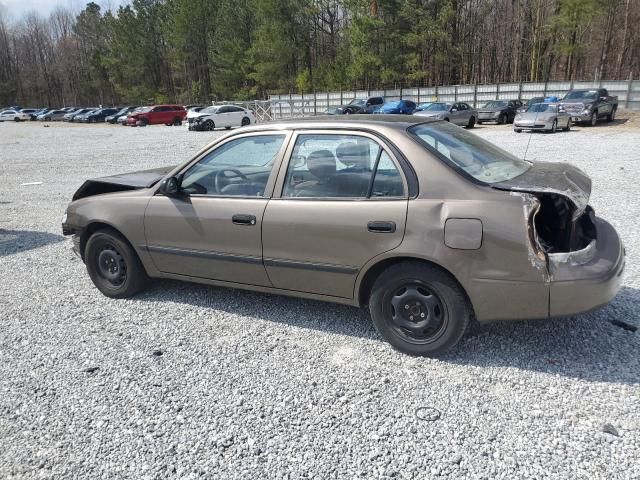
[159,176,180,196]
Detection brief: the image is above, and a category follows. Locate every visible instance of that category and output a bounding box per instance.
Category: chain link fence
[265,79,639,120]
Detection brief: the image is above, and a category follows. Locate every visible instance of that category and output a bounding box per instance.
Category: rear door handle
[367,221,396,233]
[232,214,256,226]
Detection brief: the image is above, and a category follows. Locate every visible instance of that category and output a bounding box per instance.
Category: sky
[0,0,130,20]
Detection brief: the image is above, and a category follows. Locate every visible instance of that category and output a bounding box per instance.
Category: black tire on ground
[466,116,475,129]
[225,126,231,130]
[14,117,20,122]
[203,119,215,131]
[368,261,471,356]
[85,229,150,298]
[138,118,148,127]
[606,107,616,122]
[514,128,522,133]
[589,110,598,126]
[549,119,557,133]
[173,117,182,126]
[444,117,450,122]
[564,121,571,132]
[497,113,505,124]
[241,117,251,126]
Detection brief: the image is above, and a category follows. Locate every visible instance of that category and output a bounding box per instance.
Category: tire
[514,128,522,133]
[85,229,149,298]
[45,117,51,121]
[368,261,471,356]
[444,117,450,122]
[203,119,215,131]
[225,126,231,130]
[606,107,616,122]
[173,117,182,126]
[138,118,148,127]
[165,122,172,126]
[589,110,598,126]
[466,116,475,129]
[549,119,557,133]
[14,117,20,122]
[241,117,251,126]
[497,113,505,124]
[564,121,571,132]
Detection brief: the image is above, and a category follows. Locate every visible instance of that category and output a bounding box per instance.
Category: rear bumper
[548,217,625,316]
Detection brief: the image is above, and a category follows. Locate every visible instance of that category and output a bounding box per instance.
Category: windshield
[424,103,450,112]
[137,106,152,113]
[409,122,531,183]
[482,101,507,108]
[527,103,557,113]
[348,99,365,106]
[201,106,218,113]
[415,103,432,111]
[563,90,598,100]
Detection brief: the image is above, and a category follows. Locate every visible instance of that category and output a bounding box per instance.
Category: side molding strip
[264,258,359,274]
[142,245,263,265]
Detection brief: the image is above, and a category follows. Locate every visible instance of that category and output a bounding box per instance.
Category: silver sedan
[413,102,478,128]
[513,103,571,133]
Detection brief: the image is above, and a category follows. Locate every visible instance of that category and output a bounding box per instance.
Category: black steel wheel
[369,261,471,356]
[241,116,251,126]
[85,229,149,298]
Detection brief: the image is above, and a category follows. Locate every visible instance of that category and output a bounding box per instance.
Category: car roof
[243,115,439,133]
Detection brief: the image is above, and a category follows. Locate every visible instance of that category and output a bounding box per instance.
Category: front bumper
[567,112,592,122]
[514,120,554,130]
[548,217,625,316]
[71,234,82,259]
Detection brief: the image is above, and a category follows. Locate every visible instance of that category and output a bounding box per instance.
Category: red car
[126,105,187,126]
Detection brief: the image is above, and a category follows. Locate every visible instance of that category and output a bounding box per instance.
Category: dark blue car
[82,108,119,123]
[374,100,417,115]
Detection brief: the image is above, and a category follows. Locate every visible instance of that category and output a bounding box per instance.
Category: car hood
[492,162,591,218]
[413,111,444,117]
[72,166,175,201]
[517,112,556,121]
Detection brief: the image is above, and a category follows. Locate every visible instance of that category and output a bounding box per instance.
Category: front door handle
[367,221,396,233]
[232,214,256,226]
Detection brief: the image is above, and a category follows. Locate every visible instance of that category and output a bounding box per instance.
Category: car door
[262,131,409,298]
[217,106,233,127]
[449,103,463,125]
[144,132,290,285]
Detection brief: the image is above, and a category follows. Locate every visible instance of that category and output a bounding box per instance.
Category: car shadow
[0,229,65,256]
[138,280,639,385]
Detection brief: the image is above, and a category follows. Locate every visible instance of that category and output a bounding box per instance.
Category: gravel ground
[0,116,639,479]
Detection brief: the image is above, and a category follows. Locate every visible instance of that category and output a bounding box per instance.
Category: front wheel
[497,113,505,124]
[173,117,182,126]
[466,116,475,129]
[549,119,557,133]
[203,119,215,131]
[368,262,471,356]
[85,229,150,298]
[241,117,251,126]
[514,128,522,133]
[589,110,598,126]
[14,117,21,122]
[607,107,616,122]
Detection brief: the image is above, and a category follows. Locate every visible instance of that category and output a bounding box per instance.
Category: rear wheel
[466,116,476,129]
[173,117,182,126]
[368,262,470,356]
[85,229,150,298]
[606,107,616,122]
[497,113,506,124]
[241,116,251,126]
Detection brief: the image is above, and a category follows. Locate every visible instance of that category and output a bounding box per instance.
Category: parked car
[513,103,571,133]
[324,106,347,115]
[105,106,136,124]
[560,88,618,126]
[413,102,477,128]
[0,109,31,122]
[126,105,187,126]
[64,108,95,122]
[518,97,545,113]
[414,102,434,112]
[37,109,66,121]
[61,117,624,356]
[29,108,49,120]
[79,107,119,123]
[187,105,255,131]
[374,100,417,115]
[19,108,38,117]
[477,99,522,124]
[337,97,385,114]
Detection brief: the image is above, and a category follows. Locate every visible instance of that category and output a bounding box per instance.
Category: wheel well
[80,222,130,260]
[357,257,472,310]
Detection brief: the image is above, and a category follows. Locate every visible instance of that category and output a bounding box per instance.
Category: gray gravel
[1,119,639,479]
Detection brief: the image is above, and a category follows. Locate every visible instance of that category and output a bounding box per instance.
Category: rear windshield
[563,90,598,100]
[408,122,531,183]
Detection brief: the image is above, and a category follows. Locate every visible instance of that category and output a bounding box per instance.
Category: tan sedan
[62,116,624,355]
